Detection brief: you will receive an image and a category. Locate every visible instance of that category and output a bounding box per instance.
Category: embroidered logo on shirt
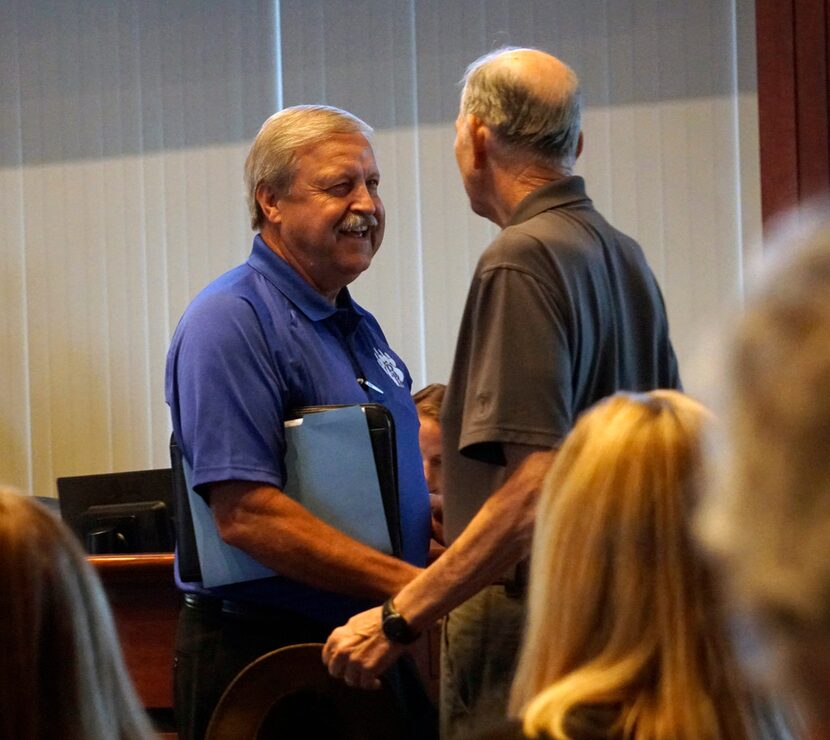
[374,348,405,388]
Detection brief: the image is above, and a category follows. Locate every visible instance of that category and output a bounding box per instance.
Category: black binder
[170,403,402,584]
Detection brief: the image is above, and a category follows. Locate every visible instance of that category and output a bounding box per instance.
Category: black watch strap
[381,598,421,644]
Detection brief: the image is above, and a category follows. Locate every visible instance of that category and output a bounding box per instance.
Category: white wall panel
[0,1,276,495]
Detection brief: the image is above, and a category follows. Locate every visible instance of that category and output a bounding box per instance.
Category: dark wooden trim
[756,0,830,230]
[794,0,830,200]
[756,0,798,226]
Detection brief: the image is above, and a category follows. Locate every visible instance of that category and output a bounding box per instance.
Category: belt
[183,592,298,622]
[493,558,529,599]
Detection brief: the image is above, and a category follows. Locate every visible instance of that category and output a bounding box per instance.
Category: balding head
[460,47,582,170]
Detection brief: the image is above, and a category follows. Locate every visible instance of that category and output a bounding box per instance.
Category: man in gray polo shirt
[324,47,680,737]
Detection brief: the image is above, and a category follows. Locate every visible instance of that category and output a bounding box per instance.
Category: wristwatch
[381,598,421,644]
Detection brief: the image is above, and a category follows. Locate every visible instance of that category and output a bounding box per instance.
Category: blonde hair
[510,391,753,739]
[0,490,154,740]
[244,104,373,230]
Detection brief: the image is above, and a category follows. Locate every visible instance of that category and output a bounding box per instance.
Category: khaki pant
[440,585,526,739]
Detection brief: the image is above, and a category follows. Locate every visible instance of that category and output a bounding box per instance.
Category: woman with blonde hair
[507,391,758,739]
[0,487,155,740]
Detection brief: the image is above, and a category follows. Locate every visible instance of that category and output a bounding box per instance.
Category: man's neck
[258,227,340,304]
[487,165,570,228]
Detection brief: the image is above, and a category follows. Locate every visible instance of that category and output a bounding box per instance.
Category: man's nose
[352,182,377,213]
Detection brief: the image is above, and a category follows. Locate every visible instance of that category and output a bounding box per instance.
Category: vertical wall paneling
[736,0,762,274]
[0,0,277,494]
[2,0,760,496]
[0,0,33,492]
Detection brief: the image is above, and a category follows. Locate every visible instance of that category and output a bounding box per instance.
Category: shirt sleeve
[457,262,573,463]
[167,291,288,495]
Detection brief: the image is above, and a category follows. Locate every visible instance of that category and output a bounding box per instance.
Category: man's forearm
[390,448,556,630]
[321,448,556,686]
[210,481,421,600]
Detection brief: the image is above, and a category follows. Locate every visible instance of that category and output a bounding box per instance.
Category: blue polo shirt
[165,235,431,624]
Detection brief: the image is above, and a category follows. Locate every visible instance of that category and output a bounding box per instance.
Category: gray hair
[460,47,582,169]
[698,211,830,720]
[244,105,373,230]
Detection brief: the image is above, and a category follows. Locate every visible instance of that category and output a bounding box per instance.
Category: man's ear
[255,184,281,225]
[575,131,584,161]
[469,115,490,169]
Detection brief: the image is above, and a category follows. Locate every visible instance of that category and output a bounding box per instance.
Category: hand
[322,606,405,690]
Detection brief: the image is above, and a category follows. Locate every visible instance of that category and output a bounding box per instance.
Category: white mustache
[340,213,379,231]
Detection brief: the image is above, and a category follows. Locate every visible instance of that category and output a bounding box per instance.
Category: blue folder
[183,404,399,588]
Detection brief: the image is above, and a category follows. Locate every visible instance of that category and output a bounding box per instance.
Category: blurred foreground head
[0,488,153,740]
[699,213,830,733]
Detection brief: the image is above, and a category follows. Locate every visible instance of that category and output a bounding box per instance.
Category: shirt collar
[246,234,365,323]
[507,175,592,227]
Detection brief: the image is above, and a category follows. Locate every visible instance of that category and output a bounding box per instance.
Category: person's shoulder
[487,198,614,264]
[477,222,553,275]
[511,203,658,284]
[545,201,650,265]
[170,265,273,353]
[476,216,588,291]
[183,264,265,321]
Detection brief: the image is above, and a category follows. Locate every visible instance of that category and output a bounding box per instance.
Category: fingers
[323,628,387,691]
[321,626,342,666]
[322,608,397,692]
[324,645,382,690]
[322,626,357,675]
[343,667,382,691]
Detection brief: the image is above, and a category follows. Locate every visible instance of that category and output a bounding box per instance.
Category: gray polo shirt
[442,176,681,542]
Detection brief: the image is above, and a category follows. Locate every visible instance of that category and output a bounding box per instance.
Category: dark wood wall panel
[756,0,799,224]
[756,0,830,229]
[794,0,830,200]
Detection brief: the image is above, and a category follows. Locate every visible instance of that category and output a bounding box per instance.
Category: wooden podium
[88,553,180,712]
[87,552,440,734]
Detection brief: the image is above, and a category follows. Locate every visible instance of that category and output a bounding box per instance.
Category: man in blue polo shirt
[165,105,433,740]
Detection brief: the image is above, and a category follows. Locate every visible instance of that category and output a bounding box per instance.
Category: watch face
[382,614,405,641]
[382,601,419,644]
[383,615,401,640]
